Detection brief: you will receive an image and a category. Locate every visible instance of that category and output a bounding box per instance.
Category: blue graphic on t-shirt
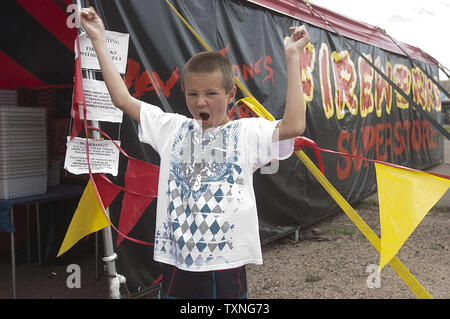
[154,120,245,269]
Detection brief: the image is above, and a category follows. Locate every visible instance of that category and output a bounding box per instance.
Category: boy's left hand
[284,25,310,58]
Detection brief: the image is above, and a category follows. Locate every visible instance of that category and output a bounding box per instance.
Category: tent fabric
[0,0,76,88]
[247,0,438,65]
[0,0,439,89]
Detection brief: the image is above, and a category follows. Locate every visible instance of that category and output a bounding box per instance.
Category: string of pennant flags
[58,1,450,299]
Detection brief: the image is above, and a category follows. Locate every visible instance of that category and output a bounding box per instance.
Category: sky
[310,0,450,80]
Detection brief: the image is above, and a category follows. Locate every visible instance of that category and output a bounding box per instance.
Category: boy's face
[184,70,236,130]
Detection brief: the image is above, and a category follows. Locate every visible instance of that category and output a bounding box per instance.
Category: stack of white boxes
[0,105,48,199]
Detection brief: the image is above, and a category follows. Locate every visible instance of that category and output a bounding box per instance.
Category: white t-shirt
[138,101,294,271]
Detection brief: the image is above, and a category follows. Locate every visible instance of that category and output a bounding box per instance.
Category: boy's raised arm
[79,7,141,122]
[276,25,310,141]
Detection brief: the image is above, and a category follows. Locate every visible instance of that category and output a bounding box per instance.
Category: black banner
[91,0,444,296]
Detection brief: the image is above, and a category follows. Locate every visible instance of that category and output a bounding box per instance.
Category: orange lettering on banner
[319,43,334,119]
[374,57,393,117]
[432,79,442,111]
[412,68,427,110]
[358,54,374,118]
[300,42,316,103]
[336,119,438,180]
[331,50,358,119]
[393,64,411,109]
[425,77,434,111]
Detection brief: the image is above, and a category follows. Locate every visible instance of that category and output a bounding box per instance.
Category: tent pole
[75,0,125,299]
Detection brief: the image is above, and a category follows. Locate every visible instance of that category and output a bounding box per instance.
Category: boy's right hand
[79,6,105,42]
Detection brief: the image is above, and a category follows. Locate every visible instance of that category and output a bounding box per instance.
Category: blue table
[0,184,85,299]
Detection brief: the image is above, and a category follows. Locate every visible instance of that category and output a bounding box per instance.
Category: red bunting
[117,157,159,247]
[294,136,325,174]
[84,125,160,246]
[70,35,159,247]
[70,36,84,140]
[93,174,121,209]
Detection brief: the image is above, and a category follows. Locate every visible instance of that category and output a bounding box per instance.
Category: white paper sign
[64,137,121,176]
[80,78,123,123]
[79,30,129,74]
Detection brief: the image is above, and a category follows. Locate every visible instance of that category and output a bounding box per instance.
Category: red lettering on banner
[231,55,274,87]
[254,57,263,75]
[152,69,180,98]
[385,122,393,160]
[403,120,411,152]
[375,123,387,161]
[331,50,358,119]
[124,58,180,99]
[393,121,405,155]
[374,57,393,117]
[263,56,274,85]
[243,63,253,82]
[219,44,274,86]
[227,102,257,120]
[422,120,434,149]
[411,120,422,151]
[428,120,437,148]
[233,64,242,80]
[337,130,351,180]
[358,54,374,118]
[319,43,334,119]
[393,64,411,109]
[136,70,160,98]
[336,119,438,180]
[351,129,363,171]
[361,126,375,167]
[218,43,230,56]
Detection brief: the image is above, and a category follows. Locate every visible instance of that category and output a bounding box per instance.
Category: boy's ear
[227,85,237,104]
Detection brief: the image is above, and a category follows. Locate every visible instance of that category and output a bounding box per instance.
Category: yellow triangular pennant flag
[57,180,110,257]
[375,163,450,271]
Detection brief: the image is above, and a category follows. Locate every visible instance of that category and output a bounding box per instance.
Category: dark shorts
[159,263,247,299]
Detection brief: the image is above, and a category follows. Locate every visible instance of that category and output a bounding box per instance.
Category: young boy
[80,7,309,299]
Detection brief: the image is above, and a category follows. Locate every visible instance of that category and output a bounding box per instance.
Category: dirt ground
[1,197,448,300]
[1,141,449,299]
[247,202,450,299]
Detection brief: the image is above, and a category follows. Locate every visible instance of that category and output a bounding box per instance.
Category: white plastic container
[0,106,48,199]
[0,175,47,199]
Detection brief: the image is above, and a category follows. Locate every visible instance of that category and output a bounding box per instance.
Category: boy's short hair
[182,52,235,93]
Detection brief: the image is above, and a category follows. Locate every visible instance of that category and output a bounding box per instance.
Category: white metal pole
[76,0,125,299]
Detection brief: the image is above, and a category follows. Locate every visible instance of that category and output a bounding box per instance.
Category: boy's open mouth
[199,112,210,121]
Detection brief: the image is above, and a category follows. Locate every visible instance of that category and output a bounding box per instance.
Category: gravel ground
[247,201,450,299]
